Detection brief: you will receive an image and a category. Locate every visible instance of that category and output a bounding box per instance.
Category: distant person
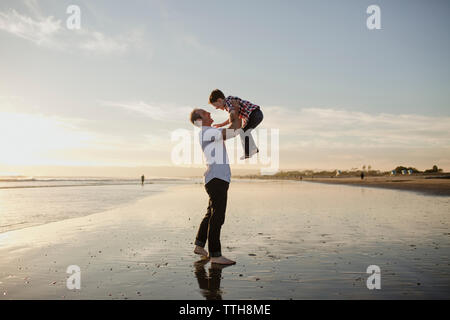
[361,172,365,180]
[190,107,241,265]
[208,89,263,160]
[141,174,145,186]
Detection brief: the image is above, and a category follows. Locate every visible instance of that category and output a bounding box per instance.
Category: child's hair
[209,89,225,104]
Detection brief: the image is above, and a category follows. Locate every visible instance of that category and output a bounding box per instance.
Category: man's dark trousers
[195,178,229,257]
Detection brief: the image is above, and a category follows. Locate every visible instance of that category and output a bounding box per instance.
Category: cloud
[77,29,142,55]
[0,8,147,55]
[262,106,450,149]
[99,100,194,123]
[2,94,448,170]
[0,9,61,45]
[0,109,172,167]
[179,34,222,57]
[99,99,450,151]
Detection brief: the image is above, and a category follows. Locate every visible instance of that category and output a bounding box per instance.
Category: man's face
[212,98,225,110]
[200,109,213,126]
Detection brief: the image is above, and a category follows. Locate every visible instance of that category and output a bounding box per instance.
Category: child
[209,89,264,159]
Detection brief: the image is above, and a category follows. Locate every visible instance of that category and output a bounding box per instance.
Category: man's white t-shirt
[199,126,231,184]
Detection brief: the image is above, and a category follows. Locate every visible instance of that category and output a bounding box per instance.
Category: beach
[304,176,450,197]
[0,180,449,299]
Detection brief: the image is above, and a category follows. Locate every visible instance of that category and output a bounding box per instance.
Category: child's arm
[228,109,241,128]
[230,98,240,111]
[214,98,241,128]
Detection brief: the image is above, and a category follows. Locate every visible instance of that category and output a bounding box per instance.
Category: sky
[0,0,449,176]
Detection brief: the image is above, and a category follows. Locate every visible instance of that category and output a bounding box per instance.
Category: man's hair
[190,108,202,125]
[209,89,225,104]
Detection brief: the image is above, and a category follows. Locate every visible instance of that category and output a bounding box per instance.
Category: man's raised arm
[221,110,242,140]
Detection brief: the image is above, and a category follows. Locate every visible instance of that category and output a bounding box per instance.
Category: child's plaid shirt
[225,96,260,127]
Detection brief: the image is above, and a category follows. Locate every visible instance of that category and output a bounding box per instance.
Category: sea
[0,176,199,234]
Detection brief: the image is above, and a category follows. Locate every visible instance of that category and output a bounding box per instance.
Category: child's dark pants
[242,108,264,157]
[195,178,229,257]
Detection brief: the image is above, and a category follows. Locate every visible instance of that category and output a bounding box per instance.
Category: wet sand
[304,176,450,196]
[0,181,449,299]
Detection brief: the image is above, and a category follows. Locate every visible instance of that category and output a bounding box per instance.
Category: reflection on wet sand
[0,181,449,299]
[194,258,233,300]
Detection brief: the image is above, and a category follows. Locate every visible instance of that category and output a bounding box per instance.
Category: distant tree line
[239,165,445,180]
[393,165,443,174]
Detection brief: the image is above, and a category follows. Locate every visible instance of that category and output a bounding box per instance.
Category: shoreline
[0,182,167,235]
[302,176,450,196]
[238,176,450,197]
[0,182,154,190]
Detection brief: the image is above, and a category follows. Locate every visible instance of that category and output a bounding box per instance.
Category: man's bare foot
[210,256,236,265]
[194,245,208,257]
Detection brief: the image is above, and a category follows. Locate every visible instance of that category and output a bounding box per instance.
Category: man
[189,108,241,265]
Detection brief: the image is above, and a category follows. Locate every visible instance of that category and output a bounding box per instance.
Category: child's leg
[241,109,264,157]
[239,130,257,157]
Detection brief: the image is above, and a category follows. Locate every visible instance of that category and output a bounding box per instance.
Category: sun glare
[0,112,92,165]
